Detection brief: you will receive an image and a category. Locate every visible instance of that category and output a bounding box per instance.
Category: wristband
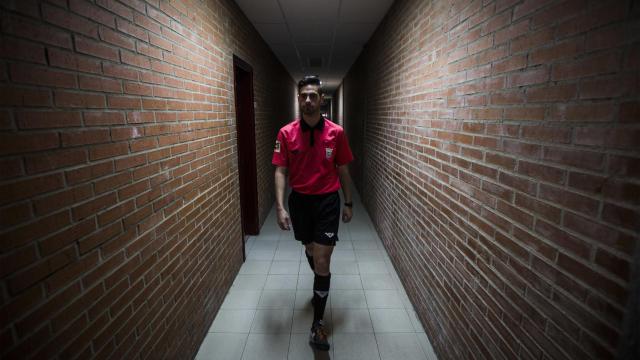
[344,202,353,208]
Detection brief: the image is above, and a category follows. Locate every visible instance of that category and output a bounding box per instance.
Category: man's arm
[275,166,291,230]
[337,164,353,223]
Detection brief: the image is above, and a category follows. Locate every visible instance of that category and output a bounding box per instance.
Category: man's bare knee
[304,243,314,255]
[314,256,330,275]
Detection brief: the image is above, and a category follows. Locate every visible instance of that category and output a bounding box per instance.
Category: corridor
[195,192,437,360]
[1,0,638,359]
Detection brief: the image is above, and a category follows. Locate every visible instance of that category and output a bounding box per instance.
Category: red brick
[510,28,553,52]
[502,140,540,159]
[89,142,130,161]
[33,184,93,215]
[66,161,114,185]
[495,20,530,45]
[517,160,565,184]
[75,36,119,62]
[10,63,77,89]
[55,90,106,108]
[552,52,620,81]
[149,34,173,51]
[2,14,72,49]
[79,75,122,93]
[594,248,630,281]
[530,37,584,65]
[70,0,116,27]
[539,184,599,217]
[526,83,577,102]
[124,81,153,96]
[8,246,76,294]
[574,128,639,149]
[78,221,122,254]
[96,0,133,20]
[47,48,102,74]
[45,251,100,294]
[557,253,626,305]
[504,106,546,121]
[568,171,606,194]
[550,103,616,122]
[0,37,46,64]
[521,125,570,143]
[116,18,148,42]
[121,50,152,69]
[0,86,51,107]
[103,63,139,81]
[42,3,98,38]
[543,146,604,171]
[61,129,110,147]
[71,192,118,221]
[602,203,639,231]
[492,55,526,74]
[84,111,126,126]
[535,219,591,259]
[17,111,82,130]
[0,173,65,206]
[0,244,38,279]
[94,172,132,194]
[108,95,142,109]
[39,218,96,256]
[580,76,636,100]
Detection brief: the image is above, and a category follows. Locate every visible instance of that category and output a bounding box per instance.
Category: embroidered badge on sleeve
[274,140,281,153]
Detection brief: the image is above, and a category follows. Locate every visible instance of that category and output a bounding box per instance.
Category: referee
[272,75,354,351]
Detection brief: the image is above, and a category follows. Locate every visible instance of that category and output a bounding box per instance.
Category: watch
[344,202,353,208]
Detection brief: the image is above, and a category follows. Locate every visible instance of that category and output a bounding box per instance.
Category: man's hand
[342,206,352,223]
[277,208,291,230]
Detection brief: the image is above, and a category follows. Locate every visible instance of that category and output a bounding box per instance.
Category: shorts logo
[325,147,333,159]
[324,232,334,238]
[274,140,281,153]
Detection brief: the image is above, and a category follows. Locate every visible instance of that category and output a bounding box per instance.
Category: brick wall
[0,0,293,358]
[342,0,639,359]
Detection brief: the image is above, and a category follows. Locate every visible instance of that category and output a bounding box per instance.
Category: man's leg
[311,243,333,321]
[304,243,315,271]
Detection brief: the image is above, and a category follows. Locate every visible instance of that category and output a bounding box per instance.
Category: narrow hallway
[195,191,437,360]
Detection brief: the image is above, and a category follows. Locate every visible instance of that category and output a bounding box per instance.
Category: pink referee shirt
[272,118,353,195]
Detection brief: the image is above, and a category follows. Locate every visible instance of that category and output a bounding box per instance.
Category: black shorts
[288,190,340,246]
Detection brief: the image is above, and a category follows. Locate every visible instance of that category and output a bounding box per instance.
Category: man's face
[298,84,323,115]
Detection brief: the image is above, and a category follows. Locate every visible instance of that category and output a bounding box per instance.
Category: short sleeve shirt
[272,118,353,195]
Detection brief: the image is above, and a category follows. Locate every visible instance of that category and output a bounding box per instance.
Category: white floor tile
[333,333,380,360]
[265,275,298,290]
[377,333,427,360]
[358,261,389,274]
[365,290,405,309]
[258,290,296,309]
[330,290,367,309]
[242,334,289,360]
[196,333,248,360]
[288,333,334,359]
[250,309,293,334]
[239,261,271,275]
[332,275,363,290]
[222,290,262,309]
[362,274,396,290]
[370,309,414,333]
[210,309,255,333]
[270,261,300,275]
[197,197,439,360]
[331,260,359,275]
[232,275,267,290]
[332,308,373,333]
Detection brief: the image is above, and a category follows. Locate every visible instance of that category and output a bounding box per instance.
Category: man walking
[272,75,354,351]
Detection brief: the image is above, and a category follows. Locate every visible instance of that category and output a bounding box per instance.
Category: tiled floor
[196,192,438,360]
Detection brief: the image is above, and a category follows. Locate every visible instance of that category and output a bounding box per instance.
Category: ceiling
[234,0,394,94]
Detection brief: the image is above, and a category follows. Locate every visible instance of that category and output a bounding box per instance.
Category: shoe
[309,320,330,351]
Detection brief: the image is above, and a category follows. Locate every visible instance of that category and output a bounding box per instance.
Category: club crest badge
[274,140,281,153]
[325,147,333,159]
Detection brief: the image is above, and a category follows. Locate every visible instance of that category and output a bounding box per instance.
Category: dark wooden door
[233,56,259,260]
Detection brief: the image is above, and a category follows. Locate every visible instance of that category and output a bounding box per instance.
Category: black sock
[305,251,315,271]
[312,273,331,324]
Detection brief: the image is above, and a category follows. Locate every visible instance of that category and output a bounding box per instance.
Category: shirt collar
[300,117,325,132]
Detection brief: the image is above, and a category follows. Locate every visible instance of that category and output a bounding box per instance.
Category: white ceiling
[234,0,394,93]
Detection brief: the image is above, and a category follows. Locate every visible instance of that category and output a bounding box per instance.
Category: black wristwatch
[344,202,353,208]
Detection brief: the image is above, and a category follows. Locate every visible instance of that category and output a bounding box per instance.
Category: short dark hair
[298,75,322,94]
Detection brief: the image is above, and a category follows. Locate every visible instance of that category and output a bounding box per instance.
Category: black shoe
[309,320,330,351]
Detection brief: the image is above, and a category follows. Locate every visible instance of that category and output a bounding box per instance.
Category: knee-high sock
[312,273,331,324]
[305,251,315,271]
